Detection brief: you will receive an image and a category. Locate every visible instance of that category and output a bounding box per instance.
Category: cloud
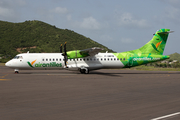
[66,14,72,21]
[100,35,113,42]
[0,0,26,7]
[117,12,149,28]
[0,7,14,17]
[51,7,68,14]
[15,0,26,6]
[166,7,180,20]
[35,6,69,22]
[80,16,101,30]
[158,0,180,23]
[0,0,26,21]
[120,38,134,44]
[166,0,180,7]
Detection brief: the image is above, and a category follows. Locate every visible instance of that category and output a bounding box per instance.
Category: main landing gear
[79,68,89,74]
[14,69,19,74]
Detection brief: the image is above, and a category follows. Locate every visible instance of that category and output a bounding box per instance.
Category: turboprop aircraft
[5,28,173,74]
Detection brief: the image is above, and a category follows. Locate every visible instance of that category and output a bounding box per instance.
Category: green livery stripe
[113,53,169,68]
[27,62,34,68]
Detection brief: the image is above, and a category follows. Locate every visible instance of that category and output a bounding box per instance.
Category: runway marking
[0,74,8,78]
[151,112,180,120]
[29,74,78,76]
[0,79,10,81]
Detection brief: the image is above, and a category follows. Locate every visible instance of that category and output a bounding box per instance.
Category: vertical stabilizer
[138,29,172,55]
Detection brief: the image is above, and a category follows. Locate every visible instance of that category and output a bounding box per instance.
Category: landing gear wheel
[80,69,85,74]
[80,69,89,74]
[85,69,89,74]
[14,69,19,74]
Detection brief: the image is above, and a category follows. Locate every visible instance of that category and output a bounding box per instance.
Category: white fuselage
[5,53,124,71]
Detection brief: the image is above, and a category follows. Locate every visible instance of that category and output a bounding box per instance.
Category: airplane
[5,28,173,74]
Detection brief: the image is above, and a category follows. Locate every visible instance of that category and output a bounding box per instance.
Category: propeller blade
[64,56,67,66]
[60,44,62,53]
[63,42,68,68]
[64,42,67,55]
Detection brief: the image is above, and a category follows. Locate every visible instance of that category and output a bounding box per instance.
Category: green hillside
[169,52,180,61]
[0,20,114,62]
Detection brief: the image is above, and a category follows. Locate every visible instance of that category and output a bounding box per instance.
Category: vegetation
[0,63,5,66]
[0,20,114,62]
[169,52,180,61]
[130,65,180,71]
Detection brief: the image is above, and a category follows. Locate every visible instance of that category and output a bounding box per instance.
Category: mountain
[0,20,114,62]
[169,52,180,61]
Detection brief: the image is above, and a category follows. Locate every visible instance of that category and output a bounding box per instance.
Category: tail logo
[151,40,162,52]
[27,60,37,68]
[156,41,162,48]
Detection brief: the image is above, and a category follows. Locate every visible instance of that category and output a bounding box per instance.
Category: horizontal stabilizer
[157,31,174,34]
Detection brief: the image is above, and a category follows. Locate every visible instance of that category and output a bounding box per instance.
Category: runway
[1,66,180,120]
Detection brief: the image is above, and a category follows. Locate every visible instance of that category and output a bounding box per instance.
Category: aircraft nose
[5,61,11,67]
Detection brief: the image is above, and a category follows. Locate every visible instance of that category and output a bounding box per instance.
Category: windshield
[13,56,23,59]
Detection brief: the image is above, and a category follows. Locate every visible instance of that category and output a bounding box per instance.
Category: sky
[0,0,180,55]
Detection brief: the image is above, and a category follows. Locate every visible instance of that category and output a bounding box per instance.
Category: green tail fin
[138,29,172,55]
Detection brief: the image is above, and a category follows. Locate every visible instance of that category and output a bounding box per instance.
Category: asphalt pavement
[0,66,180,120]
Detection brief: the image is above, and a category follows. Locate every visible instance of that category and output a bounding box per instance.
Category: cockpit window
[13,56,23,59]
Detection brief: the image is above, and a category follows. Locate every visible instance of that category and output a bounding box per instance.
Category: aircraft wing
[80,47,104,56]
[67,47,103,59]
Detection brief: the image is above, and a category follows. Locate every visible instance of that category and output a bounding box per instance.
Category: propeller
[60,44,62,53]
[61,42,68,68]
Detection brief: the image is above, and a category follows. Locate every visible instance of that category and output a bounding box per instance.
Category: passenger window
[107,58,109,61]
[87,58,89,61]
[104,58,106,61]
[49,59,51,61]
[56,59,58,61]
[117,58,119,60]
[120,58,122,60]
[80,59,82,61]
[97,58,99,61]
[124,58,126,60]
[42,59,44,61]
[46,59,48,61]
[59,59,61,61]
[114,58,116,61]
[53,59,55,61]
[83,58,85,61]
[101,58,103,61]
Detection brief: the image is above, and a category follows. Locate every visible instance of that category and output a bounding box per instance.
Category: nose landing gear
[14,69,19,74]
